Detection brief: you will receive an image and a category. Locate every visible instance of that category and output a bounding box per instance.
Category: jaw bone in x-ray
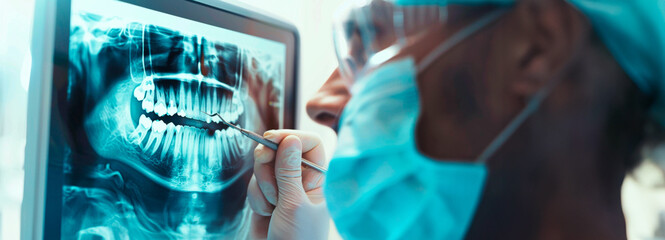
[60,7,284,240]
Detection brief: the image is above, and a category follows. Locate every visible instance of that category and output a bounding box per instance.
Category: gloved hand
[247,130,329,240]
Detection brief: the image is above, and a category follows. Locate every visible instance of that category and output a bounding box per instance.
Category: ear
[510,0,589,96]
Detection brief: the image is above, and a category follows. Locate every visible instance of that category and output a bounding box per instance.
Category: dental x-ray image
[55,0,286,239]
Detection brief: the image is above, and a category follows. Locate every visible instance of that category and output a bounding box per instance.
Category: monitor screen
[44,0,295,238]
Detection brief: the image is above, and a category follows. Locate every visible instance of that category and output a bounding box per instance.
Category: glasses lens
[334,0,396,80]
[333,1,508,83]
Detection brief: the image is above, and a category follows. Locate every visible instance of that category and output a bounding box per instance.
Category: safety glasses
[332,0,510,84]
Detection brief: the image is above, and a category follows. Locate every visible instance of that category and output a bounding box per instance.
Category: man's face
[306,4,510,159]
[307,2,576,162]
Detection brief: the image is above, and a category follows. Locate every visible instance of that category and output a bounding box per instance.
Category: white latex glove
[247,130,329,240]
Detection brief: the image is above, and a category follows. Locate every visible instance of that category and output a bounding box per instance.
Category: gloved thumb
[274,135,307,205]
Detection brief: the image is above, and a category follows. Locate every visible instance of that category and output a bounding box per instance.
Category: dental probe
[201,111,328,174]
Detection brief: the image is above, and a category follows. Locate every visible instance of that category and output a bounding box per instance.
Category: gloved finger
[249,212,270,240]
[247,175,275,216]
[273,135,307,204]
[263,129,325,160]
[253,144,278,205]
[264,130,327,192]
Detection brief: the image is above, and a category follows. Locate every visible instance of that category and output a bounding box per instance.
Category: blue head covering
[393,0,665,126]
[571,0,665,125]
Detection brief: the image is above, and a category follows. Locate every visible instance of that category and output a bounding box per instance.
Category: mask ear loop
[472,22,583,164]
[411,7,569,164]
[475,72,563,164]
[417,8,510,73]
[410,7,523,164]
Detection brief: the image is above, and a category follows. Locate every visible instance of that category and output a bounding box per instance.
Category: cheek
[417,52,481,122]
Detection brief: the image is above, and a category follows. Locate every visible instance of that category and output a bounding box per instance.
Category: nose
[306,68,350,130]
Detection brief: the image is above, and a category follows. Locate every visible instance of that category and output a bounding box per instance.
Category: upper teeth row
[133,76,244,123]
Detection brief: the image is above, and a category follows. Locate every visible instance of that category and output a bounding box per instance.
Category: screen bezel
[42,0,299,238]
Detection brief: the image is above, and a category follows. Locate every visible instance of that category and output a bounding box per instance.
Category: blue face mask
[323,9,561,239]
[323,58,488,240]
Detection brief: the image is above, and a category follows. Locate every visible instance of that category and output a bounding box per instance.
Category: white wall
[0,0,35,239]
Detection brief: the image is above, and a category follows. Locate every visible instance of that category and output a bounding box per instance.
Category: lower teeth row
[130,114,245,182]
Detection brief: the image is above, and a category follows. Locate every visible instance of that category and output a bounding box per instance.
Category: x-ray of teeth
[57,0,287,239]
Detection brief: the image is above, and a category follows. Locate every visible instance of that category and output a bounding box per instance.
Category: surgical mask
[323,5,562,240]
[324,57,487,240]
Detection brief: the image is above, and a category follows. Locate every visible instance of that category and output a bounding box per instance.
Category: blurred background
[1,0,35,239]
[0,0,663,239]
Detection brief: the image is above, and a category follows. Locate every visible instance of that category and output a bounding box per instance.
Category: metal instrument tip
[201,111,233,128]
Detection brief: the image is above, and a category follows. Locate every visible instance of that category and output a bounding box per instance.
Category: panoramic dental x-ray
[56,1,287,239]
